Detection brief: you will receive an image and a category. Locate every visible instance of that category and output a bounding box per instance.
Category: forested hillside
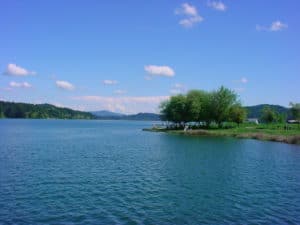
[0,101,95,119]
[245,104,291,118]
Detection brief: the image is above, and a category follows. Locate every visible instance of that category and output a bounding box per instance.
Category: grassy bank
[143,123,300,145]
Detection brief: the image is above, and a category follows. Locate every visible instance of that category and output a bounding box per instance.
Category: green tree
[229,104,247,126]
[186,90,209,122]
[210,86,239,127]
[290,102,300,121]
[261,106,277,123]
[160,95,189,125]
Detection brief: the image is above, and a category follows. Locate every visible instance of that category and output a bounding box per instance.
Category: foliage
[161,95,190,124]
[290,102,300,121]
[260,106,288,123]
[260,106,278,123]
[245,104,290,119]
[0,101,95,119]
[210,86,239,127]
[160,86,241,127]
[229,104,247,126]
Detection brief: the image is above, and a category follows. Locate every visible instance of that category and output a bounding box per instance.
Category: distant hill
[90,110,124,118]
[90,111,160,121]
[125,113,160,121]
[245,104,291,119]
[0,101,95,119]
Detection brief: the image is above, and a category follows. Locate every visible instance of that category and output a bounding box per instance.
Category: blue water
[0,119,300,224]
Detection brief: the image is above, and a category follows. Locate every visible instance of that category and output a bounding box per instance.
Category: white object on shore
[184,125,189,132]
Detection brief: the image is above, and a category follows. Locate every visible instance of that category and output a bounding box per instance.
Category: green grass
[144,123,300,145]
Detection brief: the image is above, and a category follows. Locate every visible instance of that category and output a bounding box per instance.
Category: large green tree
[160,95,189,125]
[210,86,239,127]
[229,104,247,126]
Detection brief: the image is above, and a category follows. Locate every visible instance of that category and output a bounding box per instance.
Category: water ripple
[0,120,300,224]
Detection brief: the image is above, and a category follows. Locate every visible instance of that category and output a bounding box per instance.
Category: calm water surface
[0,119,300,224]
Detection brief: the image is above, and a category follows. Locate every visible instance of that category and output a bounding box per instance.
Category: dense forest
[0,101,95,119]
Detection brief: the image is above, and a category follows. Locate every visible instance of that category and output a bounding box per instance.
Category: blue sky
[1,0,299,113]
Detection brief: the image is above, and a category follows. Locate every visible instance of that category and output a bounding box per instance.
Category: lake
[0,119,300,224]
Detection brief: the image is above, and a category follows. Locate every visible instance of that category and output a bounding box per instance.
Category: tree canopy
[160,86,247,127]
[290,102,300,121]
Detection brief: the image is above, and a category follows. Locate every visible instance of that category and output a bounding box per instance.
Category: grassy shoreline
[143,126,300,145]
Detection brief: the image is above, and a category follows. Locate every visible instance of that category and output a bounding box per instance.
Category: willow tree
[210,86,239,127]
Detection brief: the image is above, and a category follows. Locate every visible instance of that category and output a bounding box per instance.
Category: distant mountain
[0,101,95,119]
[90,110,124,117]
[125,113,160,121]
[245,104,291,119]
[90,111,160,121]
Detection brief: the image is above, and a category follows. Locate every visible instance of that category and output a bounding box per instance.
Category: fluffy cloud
[144,65,175,77]
[175,3,203,28]
[179,16,203,28]
[72,95,170,113]
[9,81,32,88]
[207,1,227,11]
[55,80,75,90]
[175,3,198,16]
[4,64,36,76]
[103,80,118,85]
[256,21,288,32]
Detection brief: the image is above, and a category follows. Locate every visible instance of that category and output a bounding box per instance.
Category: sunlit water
[0,119,300,224]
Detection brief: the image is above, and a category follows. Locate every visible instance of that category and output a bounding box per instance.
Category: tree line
[160,86,300,127]
[0,101,95,119]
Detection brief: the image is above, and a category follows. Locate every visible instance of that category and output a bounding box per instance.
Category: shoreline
[143,128,300,145]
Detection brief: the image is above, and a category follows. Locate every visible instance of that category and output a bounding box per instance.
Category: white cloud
[56,80,75,90]
[270,21,288,31]
[114,89,127,95]
[175,3,203,28]
[256,21,288,32]
[179,16,203,28]
[144,65,175,77]
[207,1,227,11]
[103,80,118,85]
[9,81,32,88]
[4,64,36,76]
[240,77,248,83]
[175,3,198,17]
[72,95,170,114]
